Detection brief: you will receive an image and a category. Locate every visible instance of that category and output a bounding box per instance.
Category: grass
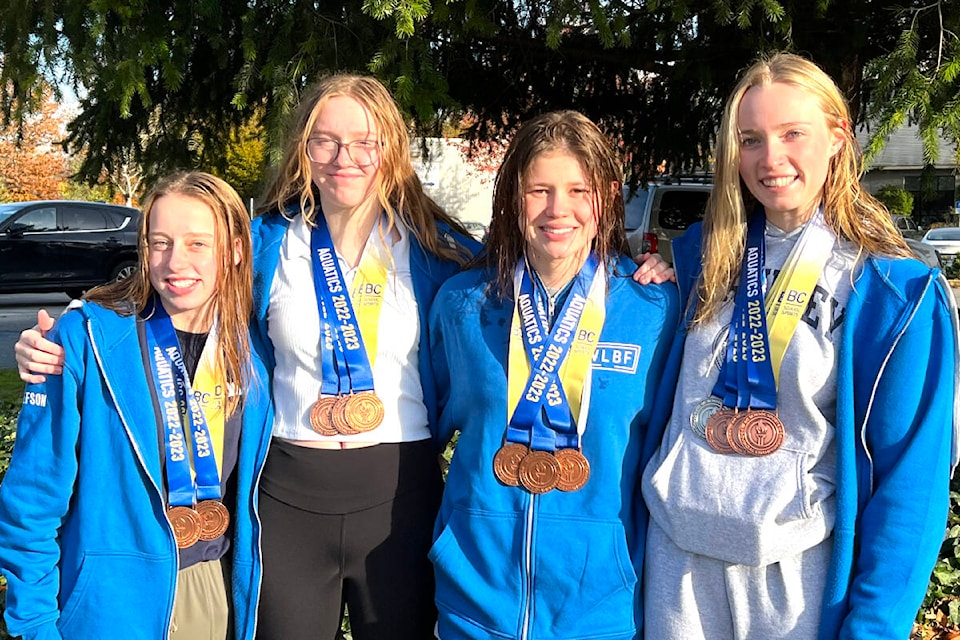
[0,370,22,488]
[0,370,23,409]
[0,368,20,640]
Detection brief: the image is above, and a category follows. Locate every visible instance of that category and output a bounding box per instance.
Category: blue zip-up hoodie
[250,210,478,439]
[0,302,274,640]
[428,256,680,640]
[662,222,960,640]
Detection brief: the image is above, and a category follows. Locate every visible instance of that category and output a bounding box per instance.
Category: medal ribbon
[190,329,227,476]
[309,215,388,396]
[763,207,835,384]
[506,255,605,450]
[740,213,776,410]
[710,212,775,411]
[711,207,836,407]
[144,298,223,506]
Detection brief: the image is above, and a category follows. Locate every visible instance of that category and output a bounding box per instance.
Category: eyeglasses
[306,137,380,166]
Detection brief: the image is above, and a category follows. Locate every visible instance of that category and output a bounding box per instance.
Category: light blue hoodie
[664,222,959,640]
[0,302,273,640]
[428,256,680,640]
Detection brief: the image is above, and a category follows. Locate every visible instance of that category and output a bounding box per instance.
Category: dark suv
[0,200,141,298]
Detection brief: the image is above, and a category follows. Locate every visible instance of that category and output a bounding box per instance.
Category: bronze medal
[309,396,339,436]
[518,450,561,494]
[344,392,385,433]
[689,396,722,440]
[704,408,737,455]
[493,443,528,487]
[167,506,202,549]
[331,395,360,435]
[734,410,785,456]
[196,500,231,541]
[725,413,752,456]
[555,448,590,492]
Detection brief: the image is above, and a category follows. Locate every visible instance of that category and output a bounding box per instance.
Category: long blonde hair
[483,110,628,297]
[696,52,911,324]
[86,172,253,416]
[259,74,471,265]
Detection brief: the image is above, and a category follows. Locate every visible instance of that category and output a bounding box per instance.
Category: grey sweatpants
[644,518,830,639]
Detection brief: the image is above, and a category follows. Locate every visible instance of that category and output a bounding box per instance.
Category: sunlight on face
[521,151,599,288]
[737,82,845,230]
[147,194,220,332]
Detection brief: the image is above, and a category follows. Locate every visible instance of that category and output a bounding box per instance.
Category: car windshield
[0,202,28,227]
[928,228,960,241]
[623,188,651,231]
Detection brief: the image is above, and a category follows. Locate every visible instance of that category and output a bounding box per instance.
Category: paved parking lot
[0,294,71,371]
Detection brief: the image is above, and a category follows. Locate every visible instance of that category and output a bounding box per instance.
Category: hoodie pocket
[59,551,172,636]
[644,430,831,566]
[531,515,638,638]
[430,508,524,637]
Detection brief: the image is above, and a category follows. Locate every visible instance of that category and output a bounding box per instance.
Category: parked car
[0,200,141,298]
[461,220,489,242]
[921,227,960,265]
[624,181,713,263]
[891,214,923,239]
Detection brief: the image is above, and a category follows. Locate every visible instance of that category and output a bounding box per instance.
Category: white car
[921,227,960,264]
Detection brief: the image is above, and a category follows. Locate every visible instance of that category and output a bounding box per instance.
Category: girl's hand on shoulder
[632,252,676,284]
[15,309,64,384]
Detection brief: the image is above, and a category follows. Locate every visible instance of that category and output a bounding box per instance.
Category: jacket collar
[80,302,164,485]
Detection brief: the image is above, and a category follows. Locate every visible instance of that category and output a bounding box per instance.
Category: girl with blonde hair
[249,73,478,639]
[642,52,959,639]
[0,172,273,639]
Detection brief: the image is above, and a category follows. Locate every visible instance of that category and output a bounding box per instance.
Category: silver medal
[689,396,723,440]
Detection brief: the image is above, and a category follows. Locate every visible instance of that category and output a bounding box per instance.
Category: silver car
[921,227,960,265]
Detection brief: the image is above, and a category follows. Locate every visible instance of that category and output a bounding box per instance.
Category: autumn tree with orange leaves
[0,97,69,201]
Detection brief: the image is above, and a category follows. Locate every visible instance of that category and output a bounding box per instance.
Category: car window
[623,189,651,231]
[894,217,918,232]
[0,203,27,226]
[103,208,136,228]
[12,207,57,232]
[62,206,109,231]
[929,228,960,240]
[656,191,710,230]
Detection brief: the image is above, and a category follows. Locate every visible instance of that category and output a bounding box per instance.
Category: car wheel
[111,260,138,282]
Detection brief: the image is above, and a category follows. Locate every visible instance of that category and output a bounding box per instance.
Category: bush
[875,184,915,217]
[0,371,22,640]
[914,474,960,637]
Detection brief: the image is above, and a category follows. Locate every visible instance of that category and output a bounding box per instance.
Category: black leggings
[256,439,442,640]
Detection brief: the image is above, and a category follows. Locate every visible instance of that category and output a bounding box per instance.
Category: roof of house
[856,121,958,170]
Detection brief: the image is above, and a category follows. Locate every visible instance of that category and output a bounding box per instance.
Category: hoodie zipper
[520,493,537,640]
[250,423,274,634]
[88,318,181,634]
[858,272,934,495]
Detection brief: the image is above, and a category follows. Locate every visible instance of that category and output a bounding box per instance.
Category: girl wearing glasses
[246,74,479,639]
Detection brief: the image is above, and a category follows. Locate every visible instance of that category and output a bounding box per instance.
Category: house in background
[410,138,496,229]
[857,122,958,226]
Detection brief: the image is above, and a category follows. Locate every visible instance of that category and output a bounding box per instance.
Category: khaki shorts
[170,559,229,640]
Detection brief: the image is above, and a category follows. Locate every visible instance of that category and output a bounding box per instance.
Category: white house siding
[857,123,958,221]
[410,137,496,226]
